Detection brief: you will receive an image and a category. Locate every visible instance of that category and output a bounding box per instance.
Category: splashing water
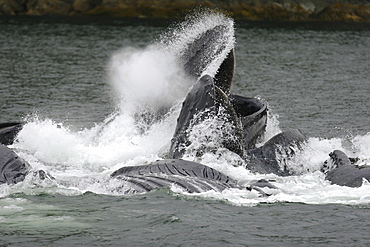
[3,12,370,206]
[159,11,235,78]
[6,11,236,197]
[108,46,189,113]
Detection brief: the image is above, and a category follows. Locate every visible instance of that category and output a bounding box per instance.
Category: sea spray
[159,10,235,79]
[108,46,190,115]
[10,11,237,195]
[108,10,235,117]
[352,133,370,163]
[5,11,370,206]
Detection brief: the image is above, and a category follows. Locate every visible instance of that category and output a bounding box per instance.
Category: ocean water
[0,14,370,246]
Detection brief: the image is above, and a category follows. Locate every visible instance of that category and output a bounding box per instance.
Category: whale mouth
[181,24,234,80]
[1,11,369,206]
[159,10,235,81]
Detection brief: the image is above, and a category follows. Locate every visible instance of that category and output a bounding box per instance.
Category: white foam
[3,12,370,207]
[9,111,370,206]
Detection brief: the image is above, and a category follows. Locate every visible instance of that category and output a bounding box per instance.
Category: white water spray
[2,11,370,206]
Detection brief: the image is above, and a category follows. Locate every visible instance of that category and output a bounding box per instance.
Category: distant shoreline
[1,0,370,22]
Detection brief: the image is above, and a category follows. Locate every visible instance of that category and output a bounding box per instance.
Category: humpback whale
[177,21,235,94]
[323,150,370,187]
[0,18,275,193]
[0,13,368,192]
[0,144,30,185]
[111,159,277,195]
[169,74,248,159]
[111,159,238,193]
[109,15,370,189]
[245,129,307,176]
[168,74,269,160]
[0,122,23,146]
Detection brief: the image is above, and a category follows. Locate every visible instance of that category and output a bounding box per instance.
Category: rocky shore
[1,0,370,22]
